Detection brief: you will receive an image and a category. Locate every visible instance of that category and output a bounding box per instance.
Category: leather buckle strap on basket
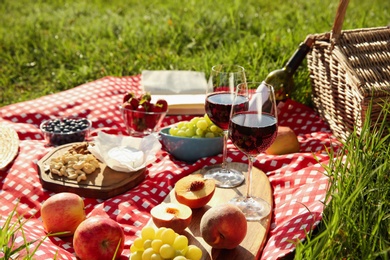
[307,0,390,141]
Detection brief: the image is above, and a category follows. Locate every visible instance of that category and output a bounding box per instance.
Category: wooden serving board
[37,143,145,199]
[149,162,273,260]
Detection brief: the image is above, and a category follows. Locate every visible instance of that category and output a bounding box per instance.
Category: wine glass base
[229,196,271,221]
[203,167,245,188]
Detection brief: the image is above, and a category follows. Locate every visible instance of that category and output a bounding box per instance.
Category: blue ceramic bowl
[159,127,223,162]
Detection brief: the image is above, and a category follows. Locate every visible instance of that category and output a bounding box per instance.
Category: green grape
[151,239,163,253]
[179,125,188,131]
[180,246,188,256]
[142,248,155,260]
[176,130,187,137]
[174,250,183,257]
[204,114,213,125]
[205,132,215,138]
[185,128,195,137]
[169,115,223,138]
[195,128,204,136]
[189,117,200,125]
[173,235,188,250]
[185,122,194,129]
[130,251,143,260]
[177,122,186,129]
[196,119,208,130]
[143,239,153,249]
[185,245,202,260]
[132,226,203,260]
[133,237,144,249]
[169,127,179,136]
[159,244,175,259]
[150,253,162,260]
[209,125,218,132]
[130,244,143,253]
[161,228,176,245]
[155,227,166,240]
[173,256,187,260]
[141,226,156,240]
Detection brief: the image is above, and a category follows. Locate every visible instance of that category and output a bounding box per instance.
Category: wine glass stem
[221,130,229,170]
[245,155,255,199]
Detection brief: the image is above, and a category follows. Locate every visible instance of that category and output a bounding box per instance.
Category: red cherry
[121,102,132,109]
[136,105,146,112]
[148,103,156,112]
[123,92,134,103]
[151,105,163,113]
[141,92,152,102]
[129,97,140,110]
[145,114,158,129]
[156,99,168,112]
[140,100,151,112]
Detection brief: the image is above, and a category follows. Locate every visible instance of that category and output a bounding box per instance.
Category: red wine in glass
[229,112,278,156]
[205,93,249,130]
[203,64,247,188]
[229,81,278,221]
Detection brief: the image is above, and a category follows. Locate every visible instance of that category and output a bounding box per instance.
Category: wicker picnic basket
[307,0,390,141]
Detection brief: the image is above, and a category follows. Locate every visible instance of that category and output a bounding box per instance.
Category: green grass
[1,0,390,259]
[294,104,390,259]
[1,0,389,106]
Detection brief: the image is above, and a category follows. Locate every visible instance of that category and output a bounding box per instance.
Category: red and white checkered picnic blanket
[0,76,341,259]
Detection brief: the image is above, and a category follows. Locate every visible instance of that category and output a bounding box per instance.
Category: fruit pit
[189,180,205,191]
[166,207,180,215]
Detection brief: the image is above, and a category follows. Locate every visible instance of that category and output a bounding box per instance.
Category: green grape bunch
[130,226,203,260]
[169,114,223,138]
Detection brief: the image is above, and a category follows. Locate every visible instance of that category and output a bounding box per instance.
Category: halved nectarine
[174,174,216,209]
[150,202,192,234]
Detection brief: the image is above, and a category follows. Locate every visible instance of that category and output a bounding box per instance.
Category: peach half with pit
[174,174,216,209]
[150,202,192,234]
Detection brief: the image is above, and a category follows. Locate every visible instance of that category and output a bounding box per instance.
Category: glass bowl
[40,117,91,146]
[119,105,167,137]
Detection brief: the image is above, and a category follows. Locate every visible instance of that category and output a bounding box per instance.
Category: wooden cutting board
[37,143,145,199]
[149,162,273,260]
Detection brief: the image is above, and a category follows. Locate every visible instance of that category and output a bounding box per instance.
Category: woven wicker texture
[307,0,390,141]
[0,125,20,170]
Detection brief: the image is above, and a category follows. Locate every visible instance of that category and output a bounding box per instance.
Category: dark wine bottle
[263,35,315,101]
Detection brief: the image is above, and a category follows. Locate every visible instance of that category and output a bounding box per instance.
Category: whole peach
[200,203,247,249]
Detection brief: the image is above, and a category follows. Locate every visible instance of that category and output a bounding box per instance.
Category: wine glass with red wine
[228,81,278,220]
[203,64,247,188]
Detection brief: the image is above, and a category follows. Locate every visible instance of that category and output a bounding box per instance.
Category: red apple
[73,216,125,260]
[151,202,192,233]
[40,192,86,237]
[174,174,216,209]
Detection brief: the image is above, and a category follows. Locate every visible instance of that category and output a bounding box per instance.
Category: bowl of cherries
[120,92,168,137]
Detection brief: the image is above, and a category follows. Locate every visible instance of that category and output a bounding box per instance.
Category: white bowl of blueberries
[40,117,92,146]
